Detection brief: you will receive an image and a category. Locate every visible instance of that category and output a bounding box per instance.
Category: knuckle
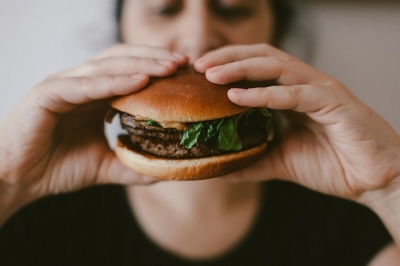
[80,59,101,73]
[284,86,303,110]
[43,72,63,81]
[258,43,270,51]
[96,43,125,58]
[278,55,292,62]
[103,75,123,89]
[30,78,54,97]
[268,55,282,65]
[76,77,96,95]
[266,56,284,76]
[75,59,107,77]
[288,85,302,99]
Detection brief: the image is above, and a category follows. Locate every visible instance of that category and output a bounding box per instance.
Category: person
[1,0,400,265]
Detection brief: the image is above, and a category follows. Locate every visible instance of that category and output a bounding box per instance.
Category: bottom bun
[115,136,268,181]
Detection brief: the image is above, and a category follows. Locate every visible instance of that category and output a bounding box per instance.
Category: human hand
[194,43,400,200]
[0,44,188,216]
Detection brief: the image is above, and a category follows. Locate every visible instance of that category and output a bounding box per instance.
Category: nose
[172,3,226,63]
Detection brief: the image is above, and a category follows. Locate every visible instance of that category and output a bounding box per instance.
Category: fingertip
[117,74,149,94]
[193,58,207,73]
[130,73,149,85]
[172,52,186,61]
[172,52,189,67]
[228,88,247,94]
[227,88,247,105]
[129,73,148,80]
[194,53,217,73]
[99,152,159,186]
[155,59,177,69]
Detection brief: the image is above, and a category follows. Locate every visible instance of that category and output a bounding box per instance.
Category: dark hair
[115,0,294,47]
[269,0,294,46]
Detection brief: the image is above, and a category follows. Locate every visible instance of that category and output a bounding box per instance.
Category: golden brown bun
[111,66,251,122]
[115,136,267,180]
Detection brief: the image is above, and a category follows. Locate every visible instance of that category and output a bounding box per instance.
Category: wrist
[358,176,400,246]
[0,181,33,226]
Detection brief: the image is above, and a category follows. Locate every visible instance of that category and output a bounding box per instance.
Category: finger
[52,56,179,78]
[97,151,159,186]
[95,44,188,66]
[222,152,285,183]
[227,84,353,118]
[194,43,292,72]
[32,74,150,115]
[0,75,149,154]
[205,56,327,86]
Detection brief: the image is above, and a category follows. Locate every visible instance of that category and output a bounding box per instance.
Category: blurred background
[1,0,399,133]
[297,0,400,133]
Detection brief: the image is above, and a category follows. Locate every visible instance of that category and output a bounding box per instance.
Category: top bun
[111,66,251,122]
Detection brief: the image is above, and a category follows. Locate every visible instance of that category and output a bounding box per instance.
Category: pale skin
[1,0,400,264]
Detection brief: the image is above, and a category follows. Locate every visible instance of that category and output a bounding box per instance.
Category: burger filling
[113,108,273,159]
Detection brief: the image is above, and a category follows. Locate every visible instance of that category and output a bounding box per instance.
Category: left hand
[194,43,400,201]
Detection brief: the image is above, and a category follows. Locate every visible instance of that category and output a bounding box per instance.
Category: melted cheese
[134,115,187,130]
[158,121,187,130]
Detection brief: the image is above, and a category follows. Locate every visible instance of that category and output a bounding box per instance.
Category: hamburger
[107,66,274,180]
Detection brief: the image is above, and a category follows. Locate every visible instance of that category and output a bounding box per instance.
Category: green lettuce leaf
[180,108,273,151]
[145,119,162,127]
[217,118,242,151]
[181,122,203,149]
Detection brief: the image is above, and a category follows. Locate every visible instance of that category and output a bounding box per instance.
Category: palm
[2,100,108,196]
[263,104,397,199]
[278,115,360,197]
[41,101,111,193]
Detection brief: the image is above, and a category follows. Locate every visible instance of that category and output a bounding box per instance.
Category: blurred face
[121,0,275,62]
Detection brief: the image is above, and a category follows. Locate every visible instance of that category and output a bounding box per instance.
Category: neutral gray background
[1,0,399,134]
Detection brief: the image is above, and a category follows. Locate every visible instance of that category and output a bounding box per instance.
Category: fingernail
[195,57,205,64]
[130,73,146,80]
[208,65,225,73]
[228,88,247,101]
[229,88,247,94]
[156,59,174,67]
[172,52,186,61]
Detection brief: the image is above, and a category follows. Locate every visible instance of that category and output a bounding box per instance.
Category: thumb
[97,151,158,185]
[223,146,290,183]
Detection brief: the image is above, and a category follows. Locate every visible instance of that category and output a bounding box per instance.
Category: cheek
[222,9,274,45]
[121,17,176,49]
[225,21,273,45]
[142,35,174,50]
[122,21,171,48]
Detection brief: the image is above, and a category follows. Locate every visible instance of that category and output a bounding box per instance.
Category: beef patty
[119,113,267,159]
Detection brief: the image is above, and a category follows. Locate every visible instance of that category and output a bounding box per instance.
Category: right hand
[0,44,188,215]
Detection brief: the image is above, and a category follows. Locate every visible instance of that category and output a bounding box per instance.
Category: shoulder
[0,185,127,264]
[257,181,392,265]
[14,185,125,220]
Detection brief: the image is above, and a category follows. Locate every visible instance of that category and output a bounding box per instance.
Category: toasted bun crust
[111,66,251,122]
[115,136,267,180]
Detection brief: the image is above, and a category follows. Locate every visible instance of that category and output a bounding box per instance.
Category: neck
[126,178,263,259]
[128,178,261,214]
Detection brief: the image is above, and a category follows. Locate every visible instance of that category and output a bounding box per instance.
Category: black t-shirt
[0,181,391,265]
